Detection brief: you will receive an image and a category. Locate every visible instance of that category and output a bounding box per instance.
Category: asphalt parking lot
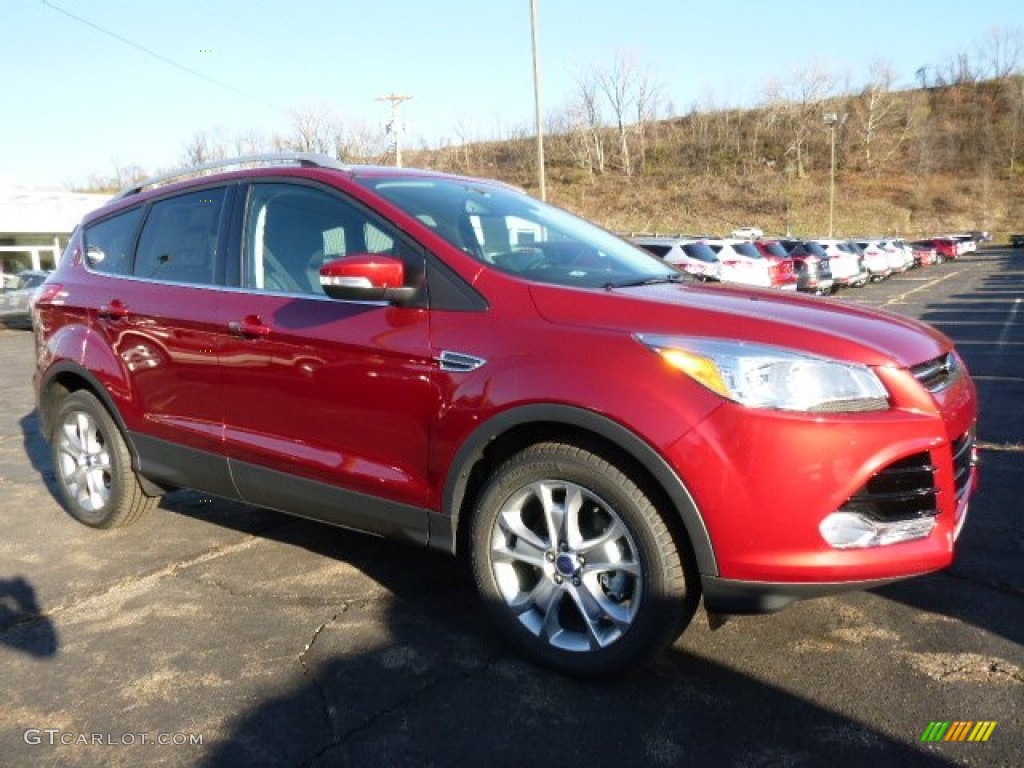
[1,248,1021,767]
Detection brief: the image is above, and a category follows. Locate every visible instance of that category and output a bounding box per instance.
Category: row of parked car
[631,233,981,295]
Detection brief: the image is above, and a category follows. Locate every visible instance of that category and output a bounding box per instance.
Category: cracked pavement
[1,248,1022,767]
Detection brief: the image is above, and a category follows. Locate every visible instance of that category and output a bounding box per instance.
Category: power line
[40,0,287,113]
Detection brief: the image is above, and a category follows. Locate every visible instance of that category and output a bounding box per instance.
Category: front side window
[243,183,416,296]
[357,177,674,289]
[134,188,227,285]
[83,207,145,276]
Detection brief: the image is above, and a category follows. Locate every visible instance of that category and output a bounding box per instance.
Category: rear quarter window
[83,207,145,275]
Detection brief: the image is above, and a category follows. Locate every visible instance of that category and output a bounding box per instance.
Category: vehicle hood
[528,282,951,367]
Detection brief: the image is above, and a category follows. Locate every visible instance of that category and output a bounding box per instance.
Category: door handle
[228,315,270,338]
[98,300,129,320]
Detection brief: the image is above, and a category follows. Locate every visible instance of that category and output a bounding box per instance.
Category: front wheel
[470,442,698,676]
[51,390,157,528]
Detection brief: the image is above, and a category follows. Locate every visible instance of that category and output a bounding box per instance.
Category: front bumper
[702,573,911,613]
[666,365,977,592]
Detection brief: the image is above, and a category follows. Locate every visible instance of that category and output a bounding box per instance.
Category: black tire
[51,390,157,528]
[470,442,698,677]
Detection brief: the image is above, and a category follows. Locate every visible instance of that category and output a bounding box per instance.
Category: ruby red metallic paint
[32,159,978,673]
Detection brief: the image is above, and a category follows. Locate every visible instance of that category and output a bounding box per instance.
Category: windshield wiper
[604,273,684,290]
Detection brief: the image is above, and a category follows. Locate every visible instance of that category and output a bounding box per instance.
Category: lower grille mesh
[840,452,937,521]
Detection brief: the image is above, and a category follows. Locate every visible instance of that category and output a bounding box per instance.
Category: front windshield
[356,176,678,288]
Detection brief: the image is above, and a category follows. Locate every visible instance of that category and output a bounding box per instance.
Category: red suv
[33,155,978,676]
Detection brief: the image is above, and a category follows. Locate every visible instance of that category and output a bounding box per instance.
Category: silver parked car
[0,270,50,328]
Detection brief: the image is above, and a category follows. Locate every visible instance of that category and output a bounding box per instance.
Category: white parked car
[730,226,764,239]
[813,239,869,288]
[631,236,723,282]
[852,240,892,281]
[880,239,915,272]
[705,238,791,289]
[859,238,909,274]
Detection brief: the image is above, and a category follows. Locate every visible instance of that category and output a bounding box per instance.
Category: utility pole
[824,112,838,238]
[377,94,412,167]
[530,0,546,200]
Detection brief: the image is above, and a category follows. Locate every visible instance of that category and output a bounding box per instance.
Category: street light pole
[530,0,547,201]
[824,112,838,238]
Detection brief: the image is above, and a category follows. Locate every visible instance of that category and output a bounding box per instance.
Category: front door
[218,181,437,542]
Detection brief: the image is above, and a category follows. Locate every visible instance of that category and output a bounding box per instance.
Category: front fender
[437,402,719,578]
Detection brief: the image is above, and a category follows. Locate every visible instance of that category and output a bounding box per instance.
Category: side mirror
[319,254,417,305]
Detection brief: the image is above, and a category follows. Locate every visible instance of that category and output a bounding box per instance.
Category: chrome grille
[911,352,961,393]
[952,430,976,499]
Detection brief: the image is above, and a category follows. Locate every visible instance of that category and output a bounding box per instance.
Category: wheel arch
[37,362,162,494]
[436,404,718,577]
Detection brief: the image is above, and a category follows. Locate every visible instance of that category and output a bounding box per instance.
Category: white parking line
[882,270,963,307]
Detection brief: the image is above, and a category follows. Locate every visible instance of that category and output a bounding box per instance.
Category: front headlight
[637,335,889,412]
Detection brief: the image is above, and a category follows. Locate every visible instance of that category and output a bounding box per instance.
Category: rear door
[82,185,236,495]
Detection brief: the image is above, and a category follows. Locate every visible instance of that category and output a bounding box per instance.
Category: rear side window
[83,208,145,275]
[733,243,761,259]
[682,243,718,263]
[636,244,672,258]
[134,188,228,285]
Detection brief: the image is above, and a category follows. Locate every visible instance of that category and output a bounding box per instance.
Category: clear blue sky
[2,0,1019,187]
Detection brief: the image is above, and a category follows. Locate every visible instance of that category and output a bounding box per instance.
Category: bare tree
[596,53,636,176]
[853,60,908,171]
[287,105,336,154]
[763,65,836,177]
[233,130,270,156]
[573,71,606,174]
[180,130,228,166]
[978,25,1023,79]
[934,51,978,86]
[631,65,661,173]
[334,120,388,163]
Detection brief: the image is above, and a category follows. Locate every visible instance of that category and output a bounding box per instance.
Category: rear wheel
[51,391,157,528]
[470,442,698,676]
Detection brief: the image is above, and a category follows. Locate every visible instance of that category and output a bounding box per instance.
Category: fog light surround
[820,512,937,549]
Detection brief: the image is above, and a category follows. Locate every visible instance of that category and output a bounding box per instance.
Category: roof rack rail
[114,152,348,200]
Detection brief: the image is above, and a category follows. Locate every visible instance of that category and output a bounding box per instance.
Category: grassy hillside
[404,77,1024,240]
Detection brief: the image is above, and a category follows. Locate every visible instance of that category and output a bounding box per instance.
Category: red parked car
[916,237,957,263]
[909,241,939,266]
[751,240,799,290]
[32,154,979,675]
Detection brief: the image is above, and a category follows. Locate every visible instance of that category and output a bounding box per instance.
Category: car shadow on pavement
[0,576,58,658]
[19,409,60,503]
[155,516,956,768]
[877,250,1024,647]
[194,589,957,766]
